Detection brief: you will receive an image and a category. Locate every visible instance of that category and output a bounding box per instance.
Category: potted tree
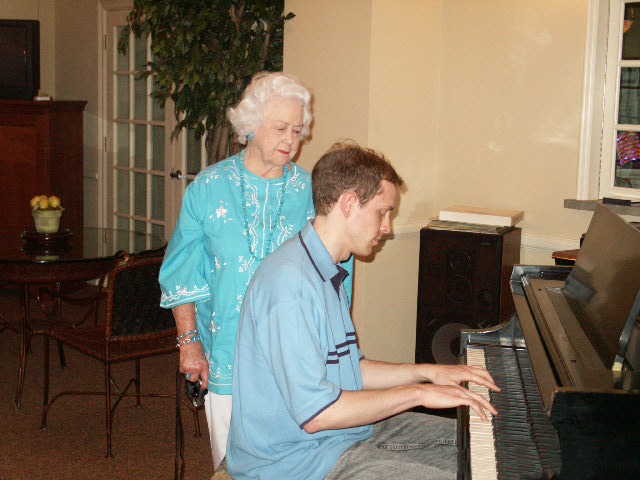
[119,0,295,163]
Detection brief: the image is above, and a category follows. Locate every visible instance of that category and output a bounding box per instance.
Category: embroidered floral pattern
[238,255,255,274]
[160,284,209,305]
[159,154,314,394]
[215,201,231,223]
[235,294,243,312]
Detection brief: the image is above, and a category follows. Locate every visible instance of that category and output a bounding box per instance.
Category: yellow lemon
[30,196,40,210]
[38,196,50,209]
[49,196,61,208]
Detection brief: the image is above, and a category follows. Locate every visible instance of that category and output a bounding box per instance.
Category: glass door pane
[107,16,168,244]
[105,8,211,242]
[615,5,640,191]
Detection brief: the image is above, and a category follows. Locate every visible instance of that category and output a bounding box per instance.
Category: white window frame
[580,0,640,201]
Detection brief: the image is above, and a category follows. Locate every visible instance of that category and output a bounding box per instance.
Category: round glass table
[0,227,167,408]
[0,227,166,265]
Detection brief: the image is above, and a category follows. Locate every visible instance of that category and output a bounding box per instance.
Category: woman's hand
[180,341,210,388]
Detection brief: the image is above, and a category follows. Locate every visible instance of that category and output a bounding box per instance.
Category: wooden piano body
[458,206,640,480]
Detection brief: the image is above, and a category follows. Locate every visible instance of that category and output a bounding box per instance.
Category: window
[581,0,640,200]
[112,27,167,242]
[102,2,237,240]
[104,8,213,241]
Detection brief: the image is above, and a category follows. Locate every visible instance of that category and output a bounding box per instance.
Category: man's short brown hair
[312,142,404,216]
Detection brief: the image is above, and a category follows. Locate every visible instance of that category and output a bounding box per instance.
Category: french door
[103,5,211,243]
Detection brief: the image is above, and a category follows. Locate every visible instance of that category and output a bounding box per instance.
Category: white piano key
[466,347,498,480]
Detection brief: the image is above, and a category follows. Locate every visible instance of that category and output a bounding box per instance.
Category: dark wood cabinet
[0,100,86,229]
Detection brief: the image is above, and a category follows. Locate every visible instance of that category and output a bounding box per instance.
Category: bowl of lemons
[31,195,64,233]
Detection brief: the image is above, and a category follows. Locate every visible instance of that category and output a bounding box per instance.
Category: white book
[439,205,524,226]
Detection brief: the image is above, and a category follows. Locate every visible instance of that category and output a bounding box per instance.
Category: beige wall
[2,0,604,363]
[436,1,593,244]
[0,0,55,95]
[0,0,101,226]
[55,0,101,226]
[358,0,444,363]
[285,0,595,363]
[284,0,373,172]
[368,0,442,225]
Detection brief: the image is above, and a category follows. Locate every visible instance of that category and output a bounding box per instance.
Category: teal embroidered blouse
[159,152,353,394]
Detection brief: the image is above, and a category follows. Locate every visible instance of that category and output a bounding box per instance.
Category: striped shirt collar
[298,222,349,295]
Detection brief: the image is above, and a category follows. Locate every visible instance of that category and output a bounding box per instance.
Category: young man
[227,143,499,480]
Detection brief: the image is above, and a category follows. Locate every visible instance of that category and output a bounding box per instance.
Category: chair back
[106,254,175,338]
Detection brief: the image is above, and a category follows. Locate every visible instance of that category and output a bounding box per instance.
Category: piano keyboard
[466,348,498,480]
[465,345,561,480]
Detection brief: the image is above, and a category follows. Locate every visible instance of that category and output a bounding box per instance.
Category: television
[0,19,40,100]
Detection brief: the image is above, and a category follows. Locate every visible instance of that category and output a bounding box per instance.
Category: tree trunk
[206,124,223,165]
[217,123,230,163]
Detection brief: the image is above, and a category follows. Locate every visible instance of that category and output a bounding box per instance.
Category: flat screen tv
[0,19,40,100]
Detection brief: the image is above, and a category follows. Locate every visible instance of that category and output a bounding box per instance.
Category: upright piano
[458,205,640,480]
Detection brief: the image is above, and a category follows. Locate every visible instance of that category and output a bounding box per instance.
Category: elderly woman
[159,72,352,469]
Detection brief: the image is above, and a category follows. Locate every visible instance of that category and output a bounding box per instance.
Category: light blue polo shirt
[228,221,373,480]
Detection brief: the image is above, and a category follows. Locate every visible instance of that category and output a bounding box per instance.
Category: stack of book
[427,205,524,234]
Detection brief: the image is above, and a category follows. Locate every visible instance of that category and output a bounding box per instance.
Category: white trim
[600,0,625,199]
[580,0,640,201]
[387,220,579,254]
[578,0,609,199]
[97,3,108,228]
[99,0,132,11]
[520,233,580,253]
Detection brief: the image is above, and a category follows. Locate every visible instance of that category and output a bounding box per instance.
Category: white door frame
[98,0,185,239]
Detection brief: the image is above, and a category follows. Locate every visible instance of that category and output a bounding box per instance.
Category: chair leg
[14,284,30,410]
[193,407,202,437]
[104,363,114,458]
[53,282,66,368]
[56,340,66,368]
[41,335,50,428]
[135,358,141,406]
[175,365,184,480]
[93,293,100,327]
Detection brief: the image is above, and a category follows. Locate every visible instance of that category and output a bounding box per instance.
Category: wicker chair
[41,253,201,458]
[3,257,116,409]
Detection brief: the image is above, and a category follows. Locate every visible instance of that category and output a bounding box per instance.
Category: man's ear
[339,191,359,217]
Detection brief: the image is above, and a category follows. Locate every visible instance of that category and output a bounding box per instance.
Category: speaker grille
[416,308,496,364]
[445,275,473,303]
[415,227,520,364]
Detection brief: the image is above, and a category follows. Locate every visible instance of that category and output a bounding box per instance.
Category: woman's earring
[247,132,254,141]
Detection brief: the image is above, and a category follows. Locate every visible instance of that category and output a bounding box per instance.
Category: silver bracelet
[176,329,197,342]
[176,335,201,348]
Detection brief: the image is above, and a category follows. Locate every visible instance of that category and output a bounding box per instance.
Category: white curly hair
[227,71,313,144]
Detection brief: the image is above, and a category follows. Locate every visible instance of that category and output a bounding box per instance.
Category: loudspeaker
[415,227,521,364]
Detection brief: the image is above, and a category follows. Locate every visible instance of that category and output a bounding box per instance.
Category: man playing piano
[227,142,500,480]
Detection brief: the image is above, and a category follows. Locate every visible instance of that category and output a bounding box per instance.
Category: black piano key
[471,345,562,479]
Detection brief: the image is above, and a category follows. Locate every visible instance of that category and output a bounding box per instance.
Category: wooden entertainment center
[0,100,86,229]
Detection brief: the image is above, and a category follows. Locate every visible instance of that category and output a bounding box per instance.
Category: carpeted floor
[0,287,213,480]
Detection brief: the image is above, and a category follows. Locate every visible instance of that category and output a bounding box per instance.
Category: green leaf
[120,0,291,156]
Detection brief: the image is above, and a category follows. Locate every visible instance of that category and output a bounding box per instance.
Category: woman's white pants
[203,391,232,469]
